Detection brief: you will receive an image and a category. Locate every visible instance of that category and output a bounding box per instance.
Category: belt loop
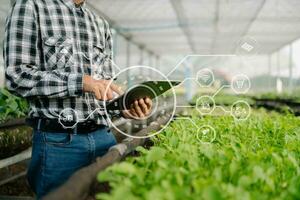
[37,119,42,131]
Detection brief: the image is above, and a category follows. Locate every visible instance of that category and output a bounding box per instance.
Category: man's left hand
[122,97,152,119]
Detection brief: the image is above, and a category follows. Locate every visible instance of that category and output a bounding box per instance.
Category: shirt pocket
[43,36,74,70]
[89,44,113,80]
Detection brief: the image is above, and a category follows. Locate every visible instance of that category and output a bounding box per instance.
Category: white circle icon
[104,65,177,139]
[197,125,216,143]
[196,96,215,115]
[58,108,79,129]
[231,100,251,121]
[196,68,215,87]
[231,74,251,94]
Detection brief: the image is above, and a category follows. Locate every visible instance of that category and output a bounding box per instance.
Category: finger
[134,100,144,118]
[144,97,152,109]
[123,110,135,118]
[94,80,114,97]
[98,84,107,101]
[106,88,113,100]
[101,81,114,100]
[110,83,123,95]
[130,108,139,118]
[127,105,138,118]
[130,104,139,118]
[94,89,102,100]
[101,81,111,98]
[139,98,148,114]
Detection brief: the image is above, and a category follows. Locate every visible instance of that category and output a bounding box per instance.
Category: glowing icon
[202,129,210,135]
[236,36,259,56]
[231,100,251,121]
[200,74,211,83]
[63,114,73,122]
[58,108,79,129]
[241,42,254,52]
[234,106,247,117]
[196,96,215,115]
[197,125,216,143]
[196,68,214,87]
[236,79,245,89]
[201,102,211,111]
[231,74,251,94]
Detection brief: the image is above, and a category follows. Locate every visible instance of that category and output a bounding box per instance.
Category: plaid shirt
[4,0,121,125]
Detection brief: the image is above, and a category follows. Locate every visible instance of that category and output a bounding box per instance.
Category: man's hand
[123,97,153,119]
[83,75,122,100]
[83,75,152,119]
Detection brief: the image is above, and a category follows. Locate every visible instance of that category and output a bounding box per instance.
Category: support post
[139,47,144,75]
[183,60,193,101]
[289,44,293,93]
[268,54,271,90]
[155,56,160,72]
[277,51,280,78]
[268,54,271,76]
[276,51,282,94]
[10,0,16,6]
[149,52,153,77]
[126,39,131,87]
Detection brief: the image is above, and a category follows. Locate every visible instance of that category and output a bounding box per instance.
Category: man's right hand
[83,75,122,101]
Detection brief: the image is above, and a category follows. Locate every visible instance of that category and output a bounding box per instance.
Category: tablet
[106,80,181,110]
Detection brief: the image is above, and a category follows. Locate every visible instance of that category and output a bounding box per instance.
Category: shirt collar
[60,0,86,10]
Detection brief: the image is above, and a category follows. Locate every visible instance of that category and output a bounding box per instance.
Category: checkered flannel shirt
[4,0,121,125]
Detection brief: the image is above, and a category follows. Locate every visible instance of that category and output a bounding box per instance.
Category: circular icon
[236,36,260,57]
[196,96,215,115]
[58,108,79,129]
[231,100,251,121]
[231,74,251,94]
[196,68,215,87]
[104,65,177,139]
[197,125,216,143]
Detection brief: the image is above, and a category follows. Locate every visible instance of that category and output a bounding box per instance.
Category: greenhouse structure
[0,0,300,199]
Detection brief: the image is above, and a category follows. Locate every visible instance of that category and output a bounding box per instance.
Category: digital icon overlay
[197,125,216,143]
[58,53,253,142]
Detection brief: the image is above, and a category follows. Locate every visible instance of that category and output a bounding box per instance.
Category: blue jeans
[27,127,117,199]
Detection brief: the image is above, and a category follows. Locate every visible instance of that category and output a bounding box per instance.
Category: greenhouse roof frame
[170,0,196,53]
[88,0,300,56]
[87,2,158,57]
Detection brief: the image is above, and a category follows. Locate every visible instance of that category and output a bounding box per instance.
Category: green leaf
[203,186,224,200]
[136,146,148,154]
[146,147,166,163]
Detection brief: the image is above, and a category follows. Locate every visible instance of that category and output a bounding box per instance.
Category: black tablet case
[106,80,181,110]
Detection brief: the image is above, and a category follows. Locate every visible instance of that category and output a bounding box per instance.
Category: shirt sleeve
[4,0,83,98]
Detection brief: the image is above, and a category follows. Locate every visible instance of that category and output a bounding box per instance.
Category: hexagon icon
[197,125,216,143]
[231,74,251,94]
[231,100,251,121]
[236,36,260,57]
[196,96,215,115]
[58,108,79,129]
[196,68,215,87]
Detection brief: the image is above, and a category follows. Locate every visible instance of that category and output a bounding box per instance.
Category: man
[4,0,152,198]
